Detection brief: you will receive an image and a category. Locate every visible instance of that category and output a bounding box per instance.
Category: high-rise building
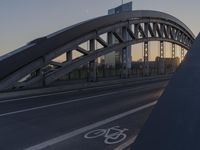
[108,1,132,15]
[105,2,132,69]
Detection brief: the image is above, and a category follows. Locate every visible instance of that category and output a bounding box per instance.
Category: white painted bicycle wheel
[84,129,106,139]
[104,134,127,145]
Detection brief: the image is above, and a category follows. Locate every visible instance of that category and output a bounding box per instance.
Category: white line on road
[24,101,156,150]
[0,85,163,117]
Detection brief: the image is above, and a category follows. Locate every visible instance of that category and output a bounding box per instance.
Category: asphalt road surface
[0,81,168,150]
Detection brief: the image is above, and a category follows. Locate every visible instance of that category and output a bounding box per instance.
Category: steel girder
[0,10,195,91]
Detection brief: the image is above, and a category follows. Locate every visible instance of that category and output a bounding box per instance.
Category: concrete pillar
[121,27,129,78]
[88,39,97,82]
[144,41,149,76]
[159,41,165,74]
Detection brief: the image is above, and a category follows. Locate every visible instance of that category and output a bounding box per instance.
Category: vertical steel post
[181,47,185,62]
[121,27,129,78]
[34,68,44,86]
[107,32,113,77]
[144,42,149,76]
[88,39,97,82]
[160,41,164,59]
[159,41,165,74]
[66,51,72,62]
[172,43,176,72]
[66,51,72,80]
[172,43,175,59]
[108,32,113,46]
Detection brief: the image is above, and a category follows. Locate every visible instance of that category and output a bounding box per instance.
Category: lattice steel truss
[0,10,195,91]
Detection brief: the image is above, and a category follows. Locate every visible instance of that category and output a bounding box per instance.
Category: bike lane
[42,106,153,150]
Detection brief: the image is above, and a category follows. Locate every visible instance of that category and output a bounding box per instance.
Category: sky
[0,0,199,56]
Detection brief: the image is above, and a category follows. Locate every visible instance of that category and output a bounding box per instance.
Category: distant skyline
[0,0,199,56]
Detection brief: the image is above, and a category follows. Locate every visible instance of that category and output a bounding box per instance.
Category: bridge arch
[0,10,195,91]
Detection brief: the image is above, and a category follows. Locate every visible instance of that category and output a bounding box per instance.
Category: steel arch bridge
[0,10,195,91]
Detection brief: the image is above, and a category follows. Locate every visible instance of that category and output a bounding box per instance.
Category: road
[0,80,168,150]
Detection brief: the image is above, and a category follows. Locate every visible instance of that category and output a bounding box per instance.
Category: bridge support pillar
[143,42,149,76]
[159,41,165,74]
[88,39,97,82]
[121,27,129,78]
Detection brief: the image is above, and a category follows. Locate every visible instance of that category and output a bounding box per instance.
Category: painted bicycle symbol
[84,126,128,145]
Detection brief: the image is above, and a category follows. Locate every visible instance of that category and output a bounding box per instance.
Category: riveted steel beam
[113,31,124,43]
[76,46,89,55]
[96,36,108,47]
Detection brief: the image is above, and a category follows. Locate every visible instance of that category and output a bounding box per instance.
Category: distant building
[156,57,180,74]
[105,2,132,69]
[131,57,180,76]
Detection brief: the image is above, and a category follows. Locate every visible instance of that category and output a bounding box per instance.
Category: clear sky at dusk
[0,0,199,56]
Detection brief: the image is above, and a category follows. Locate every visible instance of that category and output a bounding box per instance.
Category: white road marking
[0,85,163,117]
[84,126,128,145]
[25,101,156,150]
[114,135,137,150]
